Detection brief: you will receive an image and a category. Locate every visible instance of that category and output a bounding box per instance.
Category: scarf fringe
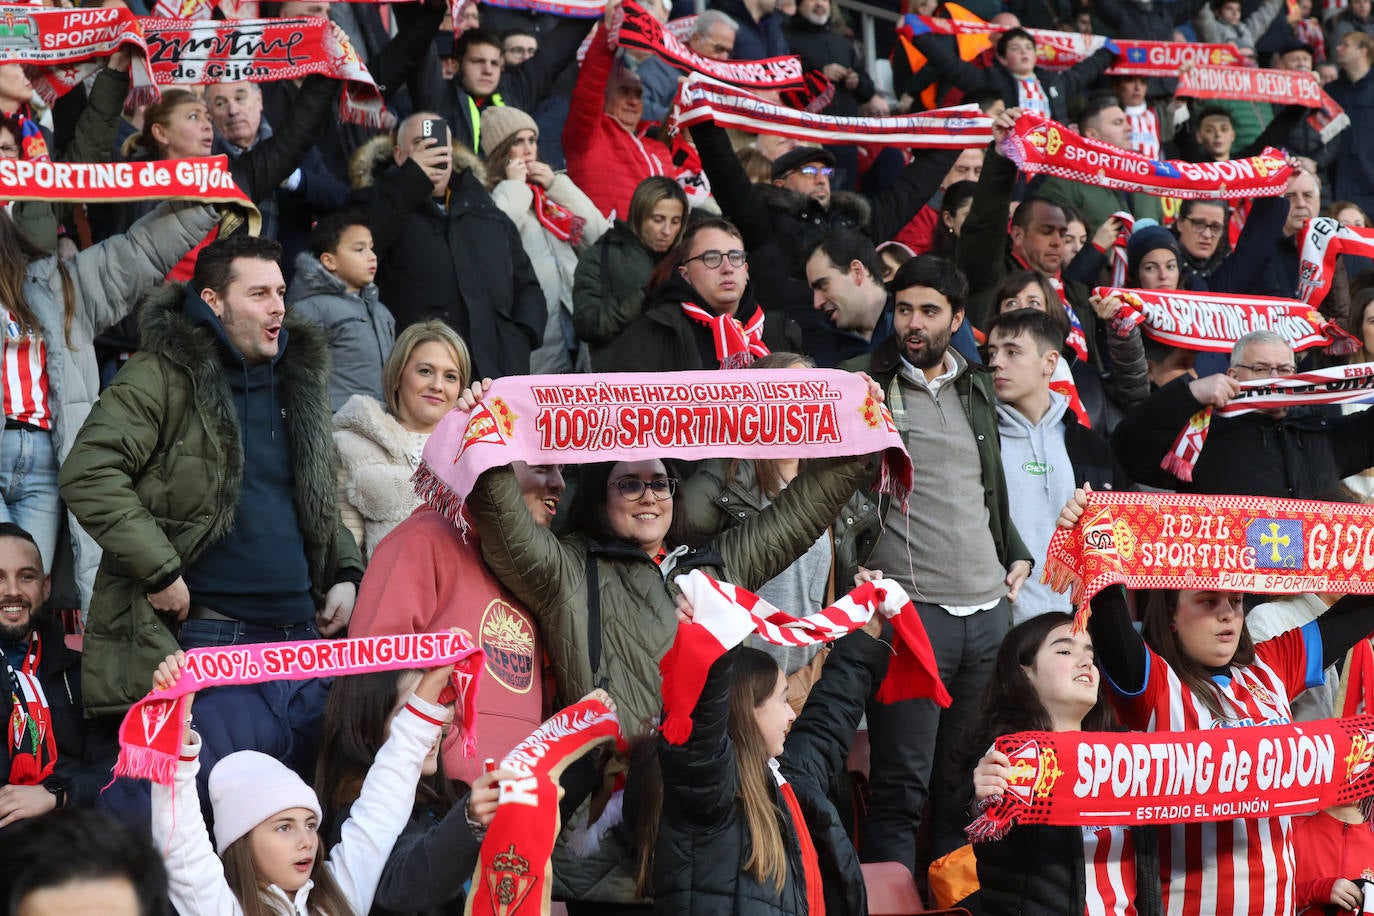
[412,462,472,539]
[1160,450,1199,483]
[964,798,1016,843]
[114,744,177,786]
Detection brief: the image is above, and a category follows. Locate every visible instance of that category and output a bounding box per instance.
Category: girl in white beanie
[148,648,462,916]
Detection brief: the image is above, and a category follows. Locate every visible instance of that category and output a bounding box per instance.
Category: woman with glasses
[1169,196,1288,293]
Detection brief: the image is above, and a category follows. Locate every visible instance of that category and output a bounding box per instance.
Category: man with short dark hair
[1035,95,1166,228]
[600,217,798,371]
[0,525,113,834]
[986,309,1127,624]
[501,28,538,68]
[848,254,1031,872]
[805,229,893,349]
[60,235,365,718]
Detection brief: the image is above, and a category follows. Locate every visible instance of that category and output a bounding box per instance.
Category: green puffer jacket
[468,455,873,731]
[678,457,881,592]
[59,283,364,717]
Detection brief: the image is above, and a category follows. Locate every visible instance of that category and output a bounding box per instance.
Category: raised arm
[657,649,741,825]
[687,119,773,245]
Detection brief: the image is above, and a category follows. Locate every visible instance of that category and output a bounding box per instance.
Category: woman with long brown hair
[634,610,889,914]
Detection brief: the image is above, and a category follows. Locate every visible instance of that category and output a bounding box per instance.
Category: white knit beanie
[208,751,323,853]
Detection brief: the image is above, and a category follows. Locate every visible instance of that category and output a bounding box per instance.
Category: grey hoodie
[287,250,396,411]
[997,392,1076,625]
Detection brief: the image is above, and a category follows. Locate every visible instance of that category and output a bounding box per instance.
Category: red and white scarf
[530,183,584,246]
[469,698,626,916]
[968,716,1374,841]
[1299,217,1374,307]
[1106,211,1136,287]
[142,17,385,128]
[998,113,1291,201]
[1,7,159,109]
[681,301,769,369]
[613,0,806,92]
[1125,105,1161,161]
[670,75,993,149]
[115,633,484,785]
[5,632,55,787]
[1093,286,1360,355]
[1163,363,1374,482]
[898,14,1246,74]
[1176,66,1350,143]
[660,570,951,745]
[0,155,253,208]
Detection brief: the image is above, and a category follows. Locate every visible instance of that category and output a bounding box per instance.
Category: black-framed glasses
[682,249,746,269]
[1182,216,1225,236]
[612,477,678,500]
[1234,363,1296,376]
[796,164,835,179]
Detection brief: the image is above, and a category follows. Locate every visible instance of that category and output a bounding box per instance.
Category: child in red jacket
[1293,803,1374,914]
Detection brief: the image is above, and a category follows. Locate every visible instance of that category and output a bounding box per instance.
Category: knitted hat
[1125,220,1181,280]
[480,107,538,158]
[208,751,323,853]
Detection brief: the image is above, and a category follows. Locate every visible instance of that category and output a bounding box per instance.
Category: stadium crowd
[5,0,1374,912]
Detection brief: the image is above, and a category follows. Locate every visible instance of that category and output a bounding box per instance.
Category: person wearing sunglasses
[599,217,800,373]
[460,375,879,911]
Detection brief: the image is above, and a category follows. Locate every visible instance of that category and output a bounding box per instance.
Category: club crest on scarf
[1004,739,1064,804]
[484,844,537,915]
[455,399,517,462]
[1346,732,1374,782]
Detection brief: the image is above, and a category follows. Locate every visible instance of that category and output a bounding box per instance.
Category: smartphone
[419,117,448,146]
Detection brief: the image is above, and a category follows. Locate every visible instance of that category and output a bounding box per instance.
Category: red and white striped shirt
[1125,103,1161,161]
[1108,625,1322,916]
[1,309,50,430]
[1018,77,1050,118]
[1084,824,1137,916]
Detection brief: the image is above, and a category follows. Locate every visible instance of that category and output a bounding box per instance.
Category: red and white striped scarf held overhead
[659,570,951,745]
[670,75,993,148]
[999,113,1292,200]
[1299,217,1374,307]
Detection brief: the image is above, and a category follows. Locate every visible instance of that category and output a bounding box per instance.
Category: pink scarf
[115,633,483,785]
[414,370,915,535]
[661,570,950,744]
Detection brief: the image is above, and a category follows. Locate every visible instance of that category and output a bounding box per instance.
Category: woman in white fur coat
[481,105,610,374]
[333,321,471,560]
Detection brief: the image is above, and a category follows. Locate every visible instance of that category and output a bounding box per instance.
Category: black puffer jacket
[1110,373,1374,498]
[653,628,888,915]
[969,822,1161,916]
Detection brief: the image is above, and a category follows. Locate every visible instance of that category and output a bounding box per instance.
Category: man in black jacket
[0,524,113,835]
[689,123,956,366]
[599,217,798,372]
[349,113,545,379]
[1111,330,1374,497]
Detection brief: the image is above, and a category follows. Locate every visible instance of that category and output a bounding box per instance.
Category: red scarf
[1176,66,1350,143]
[774,762,825,916]
[998,113,1291,200]
[968,716,1374,841]
[681,301,769,369]
[1299,217,1374,307]
[5,631,55,786]
[1093,286,1359,355]
[613,0,806,91]
[469,698,625,916]
[661,570,950,745]
[6,7,159,109]
[530,183,584,246]
[670,75,993,149]
[142,17,385,127]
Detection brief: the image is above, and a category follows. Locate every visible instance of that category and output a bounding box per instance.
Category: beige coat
[332,395,426,560]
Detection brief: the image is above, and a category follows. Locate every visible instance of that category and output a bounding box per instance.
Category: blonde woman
[333,321,471,559]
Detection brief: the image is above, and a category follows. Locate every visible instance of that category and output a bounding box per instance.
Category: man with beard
[846,254,1031,875]
[0,524,113,835]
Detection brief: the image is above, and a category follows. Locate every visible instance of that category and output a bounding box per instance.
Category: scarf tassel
[965,796,1016,843]
[412,463,472,539]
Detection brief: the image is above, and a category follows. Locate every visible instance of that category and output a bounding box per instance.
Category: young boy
[287,210,395,412]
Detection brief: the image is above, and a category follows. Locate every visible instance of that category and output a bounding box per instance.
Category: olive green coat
[59,283,364,717]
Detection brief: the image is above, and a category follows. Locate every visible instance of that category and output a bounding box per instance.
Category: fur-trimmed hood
[755,181,871,227]
[348,133,487,191]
